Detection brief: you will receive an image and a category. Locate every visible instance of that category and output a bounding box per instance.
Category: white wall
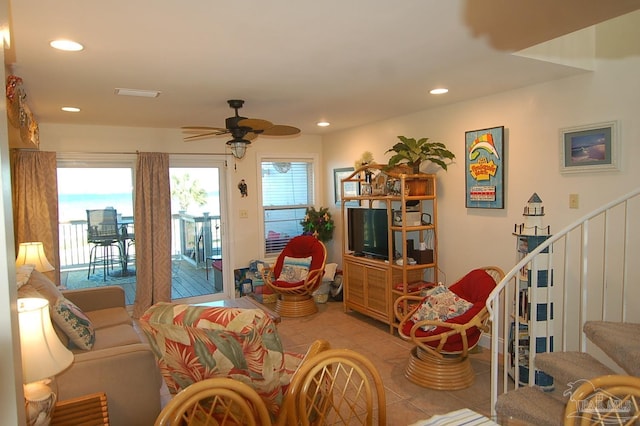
[38,123,323,271]
[1,0,26,421]
[322,13,640,283]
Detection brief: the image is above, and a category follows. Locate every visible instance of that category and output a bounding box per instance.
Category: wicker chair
[279,348,386,426]
[154,377,272,426]
[564,374,640,426]
[394,266,504,390]
[262,235,327,317]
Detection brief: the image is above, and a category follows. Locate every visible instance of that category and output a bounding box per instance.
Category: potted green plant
[301,206,334,242]
[386,136,455,195]
[386,136,455,174]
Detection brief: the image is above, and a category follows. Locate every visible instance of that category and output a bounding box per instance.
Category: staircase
[485,187,640,425]
[495,321,640,425]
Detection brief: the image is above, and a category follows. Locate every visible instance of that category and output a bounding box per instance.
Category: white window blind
[261,160,313,255]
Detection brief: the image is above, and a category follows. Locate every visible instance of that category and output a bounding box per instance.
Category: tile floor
[275,301,498,425]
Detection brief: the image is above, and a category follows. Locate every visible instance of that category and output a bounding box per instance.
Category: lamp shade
[227,139,250,159]
[18,298,74,383]
[16,242,54,272]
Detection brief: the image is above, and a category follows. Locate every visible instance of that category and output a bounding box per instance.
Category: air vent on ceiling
[114,88,161,98]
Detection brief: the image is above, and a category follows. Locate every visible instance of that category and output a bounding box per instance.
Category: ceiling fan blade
[261,125,301,136]
[237,118,273,131]
[242,132,259,141]
[182,126,227,132]
[183,132,220,141]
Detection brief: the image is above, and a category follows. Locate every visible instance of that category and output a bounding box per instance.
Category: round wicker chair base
[405,347,475,390]
[274,297,318,317]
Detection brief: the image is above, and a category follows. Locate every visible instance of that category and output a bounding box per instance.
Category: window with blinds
[261,160,314,255]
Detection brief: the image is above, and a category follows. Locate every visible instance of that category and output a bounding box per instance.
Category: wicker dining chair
[564,374,640,426]
[394,266,504,390]
[280,348,386,426]
[154,378,272,426]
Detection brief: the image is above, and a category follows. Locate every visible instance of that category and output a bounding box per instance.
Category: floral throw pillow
[411,285,473,332]
[277,256,312,283]
[51,296,96,350]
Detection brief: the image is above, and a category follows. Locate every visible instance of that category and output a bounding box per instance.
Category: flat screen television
[347,208,390,260]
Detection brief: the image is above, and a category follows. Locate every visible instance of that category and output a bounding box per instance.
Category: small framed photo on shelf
[334,167,360,205]
[560,121,619,173]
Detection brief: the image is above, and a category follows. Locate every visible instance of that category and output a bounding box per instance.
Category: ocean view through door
[57,159,224,305]
[169,165,224,302]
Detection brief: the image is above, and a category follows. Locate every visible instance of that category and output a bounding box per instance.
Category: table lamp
[18,298,74,426]
[15,242,55,272]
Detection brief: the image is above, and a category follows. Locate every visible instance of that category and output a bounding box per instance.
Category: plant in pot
[386,136,455,195]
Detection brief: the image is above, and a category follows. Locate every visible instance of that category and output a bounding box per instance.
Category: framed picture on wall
[334,167,359,206]
[465,126,505,209]
[560,121,619,173]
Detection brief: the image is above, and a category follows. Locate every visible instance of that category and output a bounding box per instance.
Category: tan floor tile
[278,301,503,425]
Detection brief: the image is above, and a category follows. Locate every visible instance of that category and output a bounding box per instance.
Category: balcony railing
[59,213,221,270]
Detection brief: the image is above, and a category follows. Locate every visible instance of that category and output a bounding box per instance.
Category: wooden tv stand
[340,165,438,333]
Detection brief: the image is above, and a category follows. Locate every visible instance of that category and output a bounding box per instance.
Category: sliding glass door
[169,164,225,302]
[57,157,137,304]
[57,154,228,305]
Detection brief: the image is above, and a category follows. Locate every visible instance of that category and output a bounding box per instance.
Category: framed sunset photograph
[560,121,619,173]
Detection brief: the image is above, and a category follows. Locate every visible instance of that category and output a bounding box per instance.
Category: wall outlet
[239,209,249,219]
[569,193,579,209]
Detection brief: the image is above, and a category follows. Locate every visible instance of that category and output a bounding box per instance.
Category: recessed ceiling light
[114,88,161,98]
[50,39,84,51]
[430,88,449,95]
[317,121,330,127]
[61,106,80,112]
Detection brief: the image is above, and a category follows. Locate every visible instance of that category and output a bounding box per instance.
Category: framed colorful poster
[465,126,505,209]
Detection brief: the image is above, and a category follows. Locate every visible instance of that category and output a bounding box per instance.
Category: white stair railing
[487,187,640,417]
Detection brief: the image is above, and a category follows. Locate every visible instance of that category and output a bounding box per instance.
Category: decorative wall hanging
[465,126,505,209]
[559,121,619,173]
[237,179,248,197]
[6,75,40,149]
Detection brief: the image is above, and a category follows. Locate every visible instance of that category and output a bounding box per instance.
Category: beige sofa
[17,269,163,426]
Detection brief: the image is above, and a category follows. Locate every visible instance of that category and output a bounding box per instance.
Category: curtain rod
[52,151,232,156]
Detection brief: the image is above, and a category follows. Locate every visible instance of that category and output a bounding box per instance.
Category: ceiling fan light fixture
[227,139,251,159]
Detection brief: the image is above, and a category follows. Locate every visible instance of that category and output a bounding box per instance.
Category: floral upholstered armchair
[139,303,304,417]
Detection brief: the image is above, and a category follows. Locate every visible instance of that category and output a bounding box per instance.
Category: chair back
[564,374,640,425]
[283,348,386,426]
[87,208,120,242]
[154,377,272,426]
[272,235,326,279]
[140,303,292,416]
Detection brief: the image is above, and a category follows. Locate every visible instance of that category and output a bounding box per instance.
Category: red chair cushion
[271,236,325,289]
[402,269,496,353]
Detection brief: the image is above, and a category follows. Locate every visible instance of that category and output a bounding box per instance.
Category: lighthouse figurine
[509,192,554,390]
[514,193,550,236]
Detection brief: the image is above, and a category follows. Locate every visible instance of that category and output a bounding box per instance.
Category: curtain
[10,150,60,283]
[132,152,172,318]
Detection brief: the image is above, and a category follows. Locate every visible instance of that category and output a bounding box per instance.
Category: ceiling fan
[182,99,301,159]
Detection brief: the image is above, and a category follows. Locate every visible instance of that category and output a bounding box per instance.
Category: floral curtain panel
[10,150,59,283]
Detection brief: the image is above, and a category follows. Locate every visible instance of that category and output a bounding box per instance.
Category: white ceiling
[7,0,640,137]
